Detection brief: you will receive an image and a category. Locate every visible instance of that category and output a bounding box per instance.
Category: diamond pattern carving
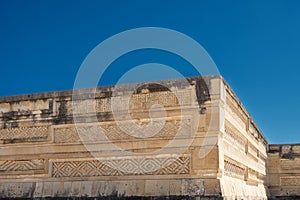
[0,126,49,142]
[54,119,191,143]
[0,159,45,174]
[52,155,190,177]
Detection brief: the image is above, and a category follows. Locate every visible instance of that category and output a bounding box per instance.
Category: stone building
[0,75,298,199]
[267,144,300,198]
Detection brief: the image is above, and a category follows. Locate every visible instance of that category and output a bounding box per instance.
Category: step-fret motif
[52,155,190,178]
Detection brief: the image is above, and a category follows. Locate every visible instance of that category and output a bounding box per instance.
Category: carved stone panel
[0,126,49,144]
[0,159,46,175]
[52,155,190,178]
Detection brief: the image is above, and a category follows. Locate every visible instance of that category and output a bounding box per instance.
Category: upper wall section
[0,76,212,128]
[0,75,267,144]
[0,76,221,147]
[0,76,223,199]
[223,79,268,148]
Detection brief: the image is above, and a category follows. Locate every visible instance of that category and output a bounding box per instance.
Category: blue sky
[0,0,299,144]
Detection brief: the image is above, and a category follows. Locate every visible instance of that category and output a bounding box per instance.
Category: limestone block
[42,182,53,197]
[0,103,9,113]
[91,181,106,196]
[156,179,170,196]
[280,177,300,186]
[182,179,205,196]
[33,182,43,198]
[281,145,291,154]
[80,181,93,197]
[145,180,159,196]
[52,181,64,197]
[0,182,32,198]
[71,181,81,197]
[267,174,280,186]
[135,180,145,196]
[205,179,221,196]
[192,146,219,171]
[62,182,72,197]
[169,179,182,196]
[292,145,300,154]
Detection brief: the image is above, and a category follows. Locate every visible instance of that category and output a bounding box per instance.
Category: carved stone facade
[267,144,300,199]
[0,76,297,199]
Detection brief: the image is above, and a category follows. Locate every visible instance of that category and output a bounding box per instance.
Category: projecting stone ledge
[0,76,271,199]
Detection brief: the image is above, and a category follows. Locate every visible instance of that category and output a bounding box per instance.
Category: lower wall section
[267,144,300,199]
[220,176,267,200]
[51,155,190,177]
[0,179,222,199]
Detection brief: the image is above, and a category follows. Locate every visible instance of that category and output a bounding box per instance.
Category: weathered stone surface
[267,144,300,199]
[0,76,274,199]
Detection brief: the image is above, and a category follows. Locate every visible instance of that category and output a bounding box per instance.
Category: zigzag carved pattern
[52,155,190,177]
[224,157,245,179]
[0,126,49,140]
[54,119,191,143]
[224,120,246,152]
[96,90,192,112]
[0,159,45,173]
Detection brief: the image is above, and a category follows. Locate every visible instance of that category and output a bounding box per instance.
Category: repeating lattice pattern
[0,126,49,140]
[225,92,248,122]
[248,143,258,157]
[52,155,190,177]
[224,159,245,179]
[224,121,246,152]
[225,97,247,130]
[248,168,258,180]
[54,119,191,143]
[0,159,45,172]
[96,90,193,113]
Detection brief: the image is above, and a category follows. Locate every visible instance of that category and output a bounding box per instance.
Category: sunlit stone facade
[0,76,297,199]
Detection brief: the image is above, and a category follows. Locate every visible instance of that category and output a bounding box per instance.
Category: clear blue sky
[0,0,299,144]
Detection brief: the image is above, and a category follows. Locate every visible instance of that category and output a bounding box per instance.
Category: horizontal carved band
[0,126,49,143]
[0,159,46,175]
[281,160,300,170]
[224,159,245,179]
[70,90,193,115]
[280,176,300,186]
[224,120,246,152]
[52,155,190,178]
[54,119,192,143]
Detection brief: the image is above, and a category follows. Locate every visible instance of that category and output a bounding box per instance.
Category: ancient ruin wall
[268,144,300,199]
[0,76,224,199]
[220,80,268,199]
[0,76,270,199]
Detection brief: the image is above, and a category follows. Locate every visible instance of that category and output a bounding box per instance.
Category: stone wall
[0,76,269,199]
[220,80,268,199]
[0,76,221,199]
[267,144,300,199]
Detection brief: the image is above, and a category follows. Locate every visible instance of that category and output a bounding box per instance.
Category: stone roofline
[268,143,300,160]
[0,75,220,103]
[221,77,267,145]
[0,75,267,144]
[269,143,300,146]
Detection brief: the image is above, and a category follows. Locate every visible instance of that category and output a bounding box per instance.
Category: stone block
[71,181,81,197]
[42,182,53,197]
[145,180,159,196]
[80,181,93,197]
[33,182,43,198]
[0,182,32,198]
[169,179,182,196]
